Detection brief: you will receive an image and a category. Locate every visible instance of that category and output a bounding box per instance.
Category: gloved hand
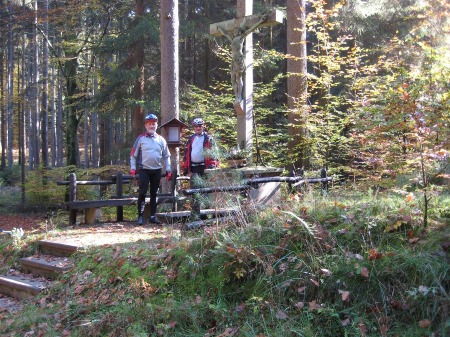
[130,169,136,177]
[166,171,172,181]
[183,169,188,176]
[208,164,216,169]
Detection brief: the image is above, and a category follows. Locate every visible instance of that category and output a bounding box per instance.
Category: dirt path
[0,213,183,246]
[43,222,181,247]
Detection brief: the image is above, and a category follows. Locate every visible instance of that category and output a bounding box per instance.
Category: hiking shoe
[149,216,162,225]
[137,216,144,226]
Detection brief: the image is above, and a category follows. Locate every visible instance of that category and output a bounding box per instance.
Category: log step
[186,216,235,230]
[155,208,238,223]
[0,241,80,309]
[0,273,51,299]
[38,240,79,257]
[19,255,74,280]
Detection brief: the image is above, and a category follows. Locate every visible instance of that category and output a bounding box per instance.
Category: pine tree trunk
[287,0,308,170]
[32,0,40,167]
[160,0,180,182]
[41,0,49,168]
[7,0,14,169]
[0,43,5,169]
[65,57,80,166]
[51,65,57,167]
[131,0,145,137]
[91,75,99,168]
[57,68,64,166]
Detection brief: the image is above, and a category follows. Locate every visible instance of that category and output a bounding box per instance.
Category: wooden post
[321,167,328,194]
[116,172,124,221]
[171,169,177,211]
[210,6,283,153]
[69,173,77,225]
[238,0,253,151]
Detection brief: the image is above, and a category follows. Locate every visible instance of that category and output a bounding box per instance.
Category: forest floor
[0,213,180,245]
[0,214,47,233]
[1,188,449,336]
[0,212,182,314]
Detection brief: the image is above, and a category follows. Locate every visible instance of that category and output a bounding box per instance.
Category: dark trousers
[137,168,162,217]
[190,165,206,219]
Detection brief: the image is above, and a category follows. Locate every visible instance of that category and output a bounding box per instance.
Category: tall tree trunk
[115,118,123,164]
[27,48,34,169]
[160,0,180,121]
[99,115,113,166]
[65,56,80,166]
[185,0,195,85]
[203,38,210,90]
[19,44,26,204]
[131,0,145,137]
[56,68,64,166]
[0,44,5,169]
[99,116,106,167]
[51,65,56,167]
[41,0,49,168]
[203,0,211,90]
[287,0,308,170]
[21,14,31,172]
[7,0,14,169]
[91,65,99,167]
[32,0,40,167]
[83,101,89,168]
[160,0,180,173]
[107,117,114,165]
[82,51,90,169]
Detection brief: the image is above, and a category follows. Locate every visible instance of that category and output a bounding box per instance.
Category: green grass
[1,185,449,337]
[0,186,22,214]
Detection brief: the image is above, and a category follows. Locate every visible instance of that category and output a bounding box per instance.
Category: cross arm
[210,9,284,37]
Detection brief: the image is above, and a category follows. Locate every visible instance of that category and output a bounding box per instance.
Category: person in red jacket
[182,118,219,219]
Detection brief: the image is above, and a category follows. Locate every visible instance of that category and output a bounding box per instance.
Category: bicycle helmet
[144,113,158,122]
[192,117,204,126]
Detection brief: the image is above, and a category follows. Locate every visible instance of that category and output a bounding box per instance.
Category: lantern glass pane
[168,126,179,142]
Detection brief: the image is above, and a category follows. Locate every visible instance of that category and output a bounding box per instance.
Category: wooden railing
[57,170,177,225]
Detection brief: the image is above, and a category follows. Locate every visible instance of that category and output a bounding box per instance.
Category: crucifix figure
[210,3,283,153]
[216,13,268,105]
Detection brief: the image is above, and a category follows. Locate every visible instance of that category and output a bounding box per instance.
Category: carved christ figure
[217,13,268,104]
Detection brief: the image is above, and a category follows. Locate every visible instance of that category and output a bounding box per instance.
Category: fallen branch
[292,177,333,187]
[182,185,250,196]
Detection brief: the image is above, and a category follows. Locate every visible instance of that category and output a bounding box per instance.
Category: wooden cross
[210,1,283,153]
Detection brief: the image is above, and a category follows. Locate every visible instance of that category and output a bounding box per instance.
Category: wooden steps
[0,240,80,313]
[0,273,50,299]
[19,255,73,279]
[155,207,238,224]
[37,240,78,257]
[185,216,235,229]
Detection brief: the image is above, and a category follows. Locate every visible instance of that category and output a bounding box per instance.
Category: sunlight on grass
[1,185,449,336]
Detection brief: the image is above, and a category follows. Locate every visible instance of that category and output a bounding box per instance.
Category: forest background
[0,0,449,204]
[0,0,449,186]
[0,1,449,336]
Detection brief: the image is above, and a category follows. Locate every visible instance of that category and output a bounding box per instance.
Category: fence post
[69,173,77,225]
[321,167,328,195]
[171,169,177,212]
[116,172,124,221]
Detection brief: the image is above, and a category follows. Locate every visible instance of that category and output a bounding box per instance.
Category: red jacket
[182,132,219,173]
